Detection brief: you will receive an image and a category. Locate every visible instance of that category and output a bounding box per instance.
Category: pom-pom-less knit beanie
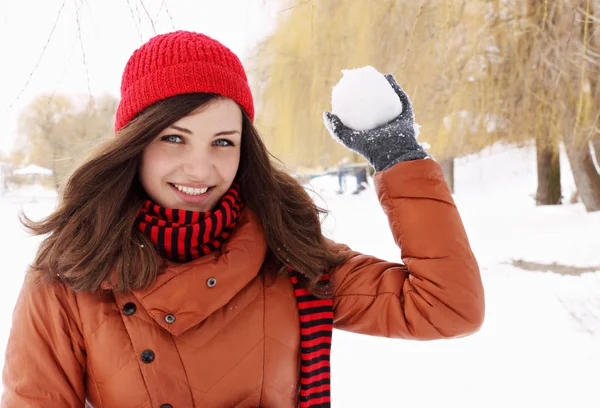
[115,30,254,131]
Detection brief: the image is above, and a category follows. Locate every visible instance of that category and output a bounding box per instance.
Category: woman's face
[139,97,242,212]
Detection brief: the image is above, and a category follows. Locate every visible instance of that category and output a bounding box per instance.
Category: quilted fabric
[2,159,485,407]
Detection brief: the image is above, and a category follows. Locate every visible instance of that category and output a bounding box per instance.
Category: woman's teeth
[173,184,209,195]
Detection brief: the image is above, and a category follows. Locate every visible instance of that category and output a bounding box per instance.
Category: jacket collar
[105,208,267,336]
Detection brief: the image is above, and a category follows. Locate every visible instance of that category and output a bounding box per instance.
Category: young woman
[2,31,484,408]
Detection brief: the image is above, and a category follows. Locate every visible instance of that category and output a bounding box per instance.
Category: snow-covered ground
[309,142,600,408]
[1,142,599,407]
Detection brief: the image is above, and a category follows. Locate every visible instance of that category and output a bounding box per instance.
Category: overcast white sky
[0,0,283,154]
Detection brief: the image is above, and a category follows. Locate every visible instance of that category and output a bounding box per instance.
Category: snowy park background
[316,142,600,407]
[1,0,600,407]
[1,142,598,407]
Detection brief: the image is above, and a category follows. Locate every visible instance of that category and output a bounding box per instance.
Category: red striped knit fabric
[135,185,333,407]
[290,271,333,408]
[136,184,243,261]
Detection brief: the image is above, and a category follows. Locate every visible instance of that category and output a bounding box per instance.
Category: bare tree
[561,1,600,211]
[18,93,118,189]
[18,94,75,188]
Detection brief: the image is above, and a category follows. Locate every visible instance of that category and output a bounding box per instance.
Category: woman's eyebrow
[169,125,193,134]
[167,126,240,136]
[214,130,241,136]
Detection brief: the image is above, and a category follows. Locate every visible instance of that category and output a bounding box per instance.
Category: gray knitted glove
[323,74,428,172]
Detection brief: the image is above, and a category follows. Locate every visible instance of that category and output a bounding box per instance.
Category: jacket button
[140,349,155,364]
[206,277,217,287]
[165,314,176,324]
[160,405,173,408]
[123,302,136,316]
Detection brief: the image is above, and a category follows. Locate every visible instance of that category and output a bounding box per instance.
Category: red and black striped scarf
[135,184,333,407]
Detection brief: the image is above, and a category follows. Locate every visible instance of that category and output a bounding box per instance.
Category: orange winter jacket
[2,159,485,408]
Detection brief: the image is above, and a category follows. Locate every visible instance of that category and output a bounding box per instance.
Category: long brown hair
[22,93,348,297]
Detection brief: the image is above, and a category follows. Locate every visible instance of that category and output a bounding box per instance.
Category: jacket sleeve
[330,158,485,340]
[2,277,87,407]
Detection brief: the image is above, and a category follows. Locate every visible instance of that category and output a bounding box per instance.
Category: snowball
[331,66,402,131]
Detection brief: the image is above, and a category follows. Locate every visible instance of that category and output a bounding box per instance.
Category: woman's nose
[181,149,213,179]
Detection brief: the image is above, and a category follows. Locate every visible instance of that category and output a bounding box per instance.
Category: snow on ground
[0,142,599,407]
[0,189,58,388]
[308,142,600,407]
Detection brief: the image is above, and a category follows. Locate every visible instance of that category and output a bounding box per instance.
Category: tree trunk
[563,135,600,212]
[536,136,562,205]
[566,0,600,212]
[52,151,60,191]
[592,135,600,171]
[440,157,455,194]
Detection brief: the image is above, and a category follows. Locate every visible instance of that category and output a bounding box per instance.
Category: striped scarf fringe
[289,270,333,408]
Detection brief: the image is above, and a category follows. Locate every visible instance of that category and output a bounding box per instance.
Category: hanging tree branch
[4,0,68,112]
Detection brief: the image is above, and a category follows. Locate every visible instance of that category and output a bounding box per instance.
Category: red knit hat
[115,31,254,131]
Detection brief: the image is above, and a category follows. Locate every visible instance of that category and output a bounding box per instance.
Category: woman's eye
[214,139,234,147]
[161,135,183,143]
